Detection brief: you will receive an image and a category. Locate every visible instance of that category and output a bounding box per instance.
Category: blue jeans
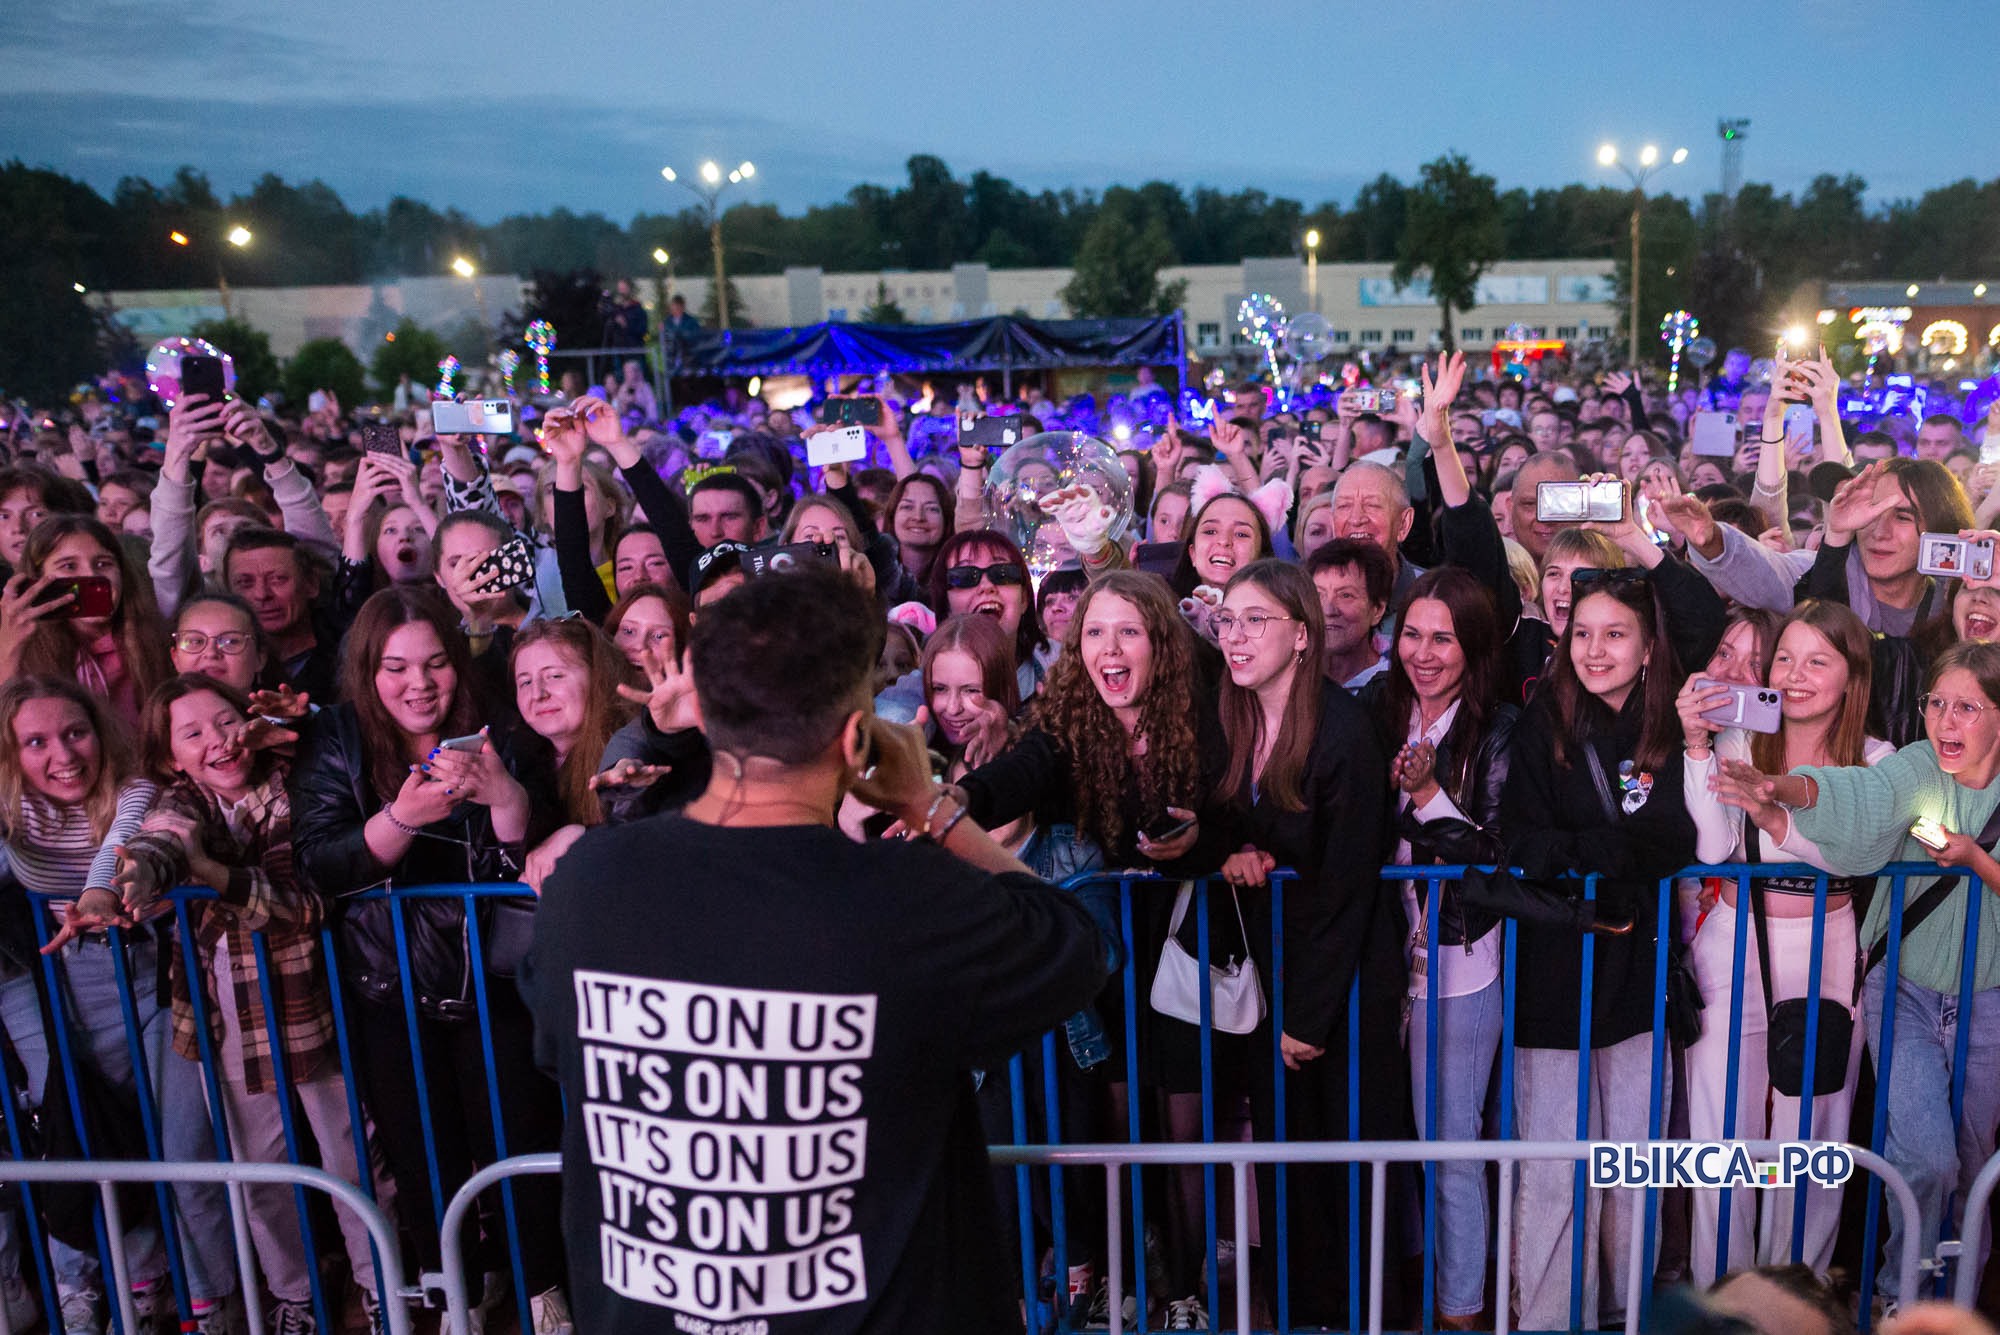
[0,940,235,1300]
[1020,825,1115,1071]
[1408,976,1502,1318]
[1862,965,2000,1299]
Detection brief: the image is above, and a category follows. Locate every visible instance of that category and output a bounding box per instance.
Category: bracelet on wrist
[1759,434,1786,445]
[933,803,971,844]
[381,805,423,838]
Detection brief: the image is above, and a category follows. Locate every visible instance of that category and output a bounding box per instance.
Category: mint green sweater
[1791,741,2000,994]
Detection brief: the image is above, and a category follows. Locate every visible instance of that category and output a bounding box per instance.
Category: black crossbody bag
[1745,826,1856,1098]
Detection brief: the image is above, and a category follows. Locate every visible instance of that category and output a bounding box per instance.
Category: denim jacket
[1020,823,1117,1071]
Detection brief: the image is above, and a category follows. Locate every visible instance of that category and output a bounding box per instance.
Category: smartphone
[745,541,837,577]
[463,536,536,592]
[806,424,869,467]
[307,390,329,415]
[361,423,402,456]
[1696,679,1783,734]
[1911,816,1951,853]
[431,398,514,435]
[1347,388,1394,413]
[1535,479,1624,524]
[1919,533,1996,581]
[33,576,115,619]
[1300,420,1324,442]
[818,397,882,427]
[437,733,488,754]
[1690,411,1740,457]
[1782,404,1816,455]
[181,354,227,404]
[1142,811,1195,843]
[959,413,1026,450]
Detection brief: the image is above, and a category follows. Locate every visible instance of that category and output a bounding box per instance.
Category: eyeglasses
[1211,611,1297,640]
[1567,567,1651,595]
[944,562,1025,590]
[171,631,252,656]
[1919,694,2000,723]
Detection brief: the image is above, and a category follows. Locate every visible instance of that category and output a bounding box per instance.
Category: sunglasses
[944,562,1025,590]
[1567,567,1652,596]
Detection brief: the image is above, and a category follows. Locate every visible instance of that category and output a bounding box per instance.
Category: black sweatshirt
[521,817,1102,1335]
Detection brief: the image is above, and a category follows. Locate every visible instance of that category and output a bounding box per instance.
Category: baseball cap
[1551,387,1579,404]
[692,541,751,596]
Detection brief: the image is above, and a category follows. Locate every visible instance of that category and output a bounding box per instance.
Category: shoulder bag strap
[1582,743,1620,824]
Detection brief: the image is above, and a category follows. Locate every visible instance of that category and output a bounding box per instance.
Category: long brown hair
[1379,567,1503,806]
[883,474,955,580]
[508,617,637,826]
[0,676,134,843]
[1025,570,1201,848]
[17,514,173,707]
[604,580,692,665]
[1216,560,1322,813]
[1749,600,1874,773]
[922,614,1020,719]
[1547,572,1682,773]
[338,586,480,801]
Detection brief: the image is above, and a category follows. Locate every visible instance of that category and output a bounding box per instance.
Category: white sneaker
[57,1286,102,1335]
[1165,1294,1208,1330]
[267,1298,316,1335]
[529,1286,573,1335]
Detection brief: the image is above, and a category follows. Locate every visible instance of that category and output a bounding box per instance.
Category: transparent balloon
[145,336,235,409]
[985,432,1133,580]
[1687,336,1718,369]
[1748,357,1776,387]
[1284,312,1336,364]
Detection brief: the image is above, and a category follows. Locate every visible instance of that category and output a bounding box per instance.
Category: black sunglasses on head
[1568,566,1651,596]
[944,562,1025,590]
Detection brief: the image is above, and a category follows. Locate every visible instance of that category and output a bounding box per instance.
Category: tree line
[4,152,2000,400]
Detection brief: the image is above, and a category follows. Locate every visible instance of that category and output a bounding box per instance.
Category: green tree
[1059,203,1186,318]
[188,317,280,402]
[0,164,110,400]
[1392,153,1503,352]
[282,337,366,412]
[369,318,450,400]
[697,277,751,328]
[857,281,907,324]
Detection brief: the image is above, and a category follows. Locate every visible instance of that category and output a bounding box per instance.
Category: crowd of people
[0,336,1997,1335]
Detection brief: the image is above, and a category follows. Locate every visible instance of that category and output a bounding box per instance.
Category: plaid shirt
[123,766,337,1095]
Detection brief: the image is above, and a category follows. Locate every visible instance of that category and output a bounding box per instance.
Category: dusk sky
[2,1,1982,222]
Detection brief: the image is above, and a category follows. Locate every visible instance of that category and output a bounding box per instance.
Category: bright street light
[451,256,477,278]
[226,225,252,248]
[169,230,190,247]
[661,155,761,329]
[72,283,86,294]
[1596,140,1689,366]
[1304,229,1321,249]
[652,248,670,265]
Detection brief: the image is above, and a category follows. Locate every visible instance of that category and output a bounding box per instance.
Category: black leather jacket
[288,702,525,1021]
[1383,697,1520,947]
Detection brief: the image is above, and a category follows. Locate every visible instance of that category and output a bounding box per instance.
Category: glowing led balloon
[1659,310,1699,393]
[1237,293,1287,397]
[524,320,557,395]
[1284,312,1336,364]
[436,355,461,397]
[985,432,1134,580]
[1687,337,1718,369]
[1203,366,1228,392]
[1922,320,1969,356]
[496,349,521,395]
[145,336,234,409]
[1748,357,1777,387]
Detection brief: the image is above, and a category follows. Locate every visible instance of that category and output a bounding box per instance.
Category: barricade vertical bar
[1496,916,1518,1335]
[1790,871,1833,1259]
[1368,1159,1387,1335]
[1638,875,1673,1333]
[1106,1165,1124,1335]
[462,896,531,1327]
[1861,871,1909,1323]
[1230,1162,1249,1335]
[1195,883,1219,1329]
[1942,867,1984,1296]
[1714,871,1753,1279]
[0,1001,59,1333]
[1348,973,1361,1335]
[1007,1054,1038,1333]
[319,922,388,1320]
[1272,873,1290,1335]
[1571,875,1599,1333]
[1118,880,1149,1331]
[386,894,448,1234]
[1040,1030,1070,1322]
[251,929,333,1335]
[97,1181,136,1335]
[1422,872,1441,1335]
[103,926,193,1321]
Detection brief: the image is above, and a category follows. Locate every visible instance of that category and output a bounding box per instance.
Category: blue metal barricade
[3,861,1995,1334]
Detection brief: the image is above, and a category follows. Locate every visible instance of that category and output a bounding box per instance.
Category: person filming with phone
[522,566,1103,1335]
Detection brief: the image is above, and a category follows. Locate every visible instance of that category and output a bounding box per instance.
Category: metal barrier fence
[0,861,1991,1332]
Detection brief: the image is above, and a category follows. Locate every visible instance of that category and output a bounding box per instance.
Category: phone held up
[817,397,882,427]
[1535,479,1624,524]
[1696,679,1782,734]
[180,355,228,405]
[33,577,116,620]
[1918,532,1996,582]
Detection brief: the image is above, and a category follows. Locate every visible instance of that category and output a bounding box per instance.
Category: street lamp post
[173,225,253,318]
[451,255,492,341]
[1304,229,1321,314]
[1596,142,1688,367]
[660,159,756,330]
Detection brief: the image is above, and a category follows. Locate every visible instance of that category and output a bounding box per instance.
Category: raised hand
[1656,477,1722,558]
[1038,482,1115,556]
[1825,461,1902,546]
[41,888,133,955]
[589,758,673,792]
[246,684,311,722]
[1676,674,1732,752]
[617,644,701,734]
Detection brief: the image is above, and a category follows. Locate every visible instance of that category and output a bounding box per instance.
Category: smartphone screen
[181,355,227,404]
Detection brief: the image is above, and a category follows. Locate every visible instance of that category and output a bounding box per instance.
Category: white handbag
[1149,882,1266,1035]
